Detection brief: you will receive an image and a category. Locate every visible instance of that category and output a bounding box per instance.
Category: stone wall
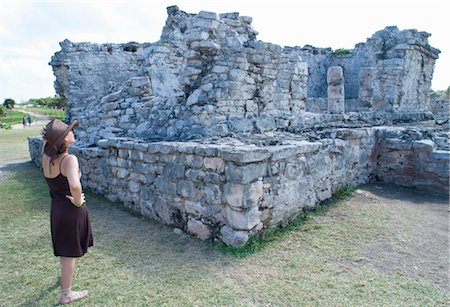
[52,6,307,135]
[29,126,376,246]
[298,26,440,112]
[50,7,440,131]
[373,128,449,192]
[29,119,448,246]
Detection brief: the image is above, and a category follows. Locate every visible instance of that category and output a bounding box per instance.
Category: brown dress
[45,159,93,257]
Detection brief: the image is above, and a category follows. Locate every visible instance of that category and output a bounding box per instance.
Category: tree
[29,96,65,109]
[0,105,5,117]
[3,98,16,109]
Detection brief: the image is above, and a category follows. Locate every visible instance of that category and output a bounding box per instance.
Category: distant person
[27,114,32,126]
[41,119,93,305]
[22,116,26,128]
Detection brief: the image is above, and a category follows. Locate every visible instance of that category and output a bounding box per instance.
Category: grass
[0,110,28,127]
[21,106,65,120]
[0,129,448,306]
[221,186,356,258]
[0,124,44,164]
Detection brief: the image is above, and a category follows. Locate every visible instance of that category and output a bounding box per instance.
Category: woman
[41,119,93,305]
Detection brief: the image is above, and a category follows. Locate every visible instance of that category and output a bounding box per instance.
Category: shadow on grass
[361,181,449,205]
[20,278,60,307]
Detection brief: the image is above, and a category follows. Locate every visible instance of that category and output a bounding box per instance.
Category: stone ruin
[29,6,449,247]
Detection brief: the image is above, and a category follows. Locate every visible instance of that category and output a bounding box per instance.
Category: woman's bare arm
[63,155,85,206]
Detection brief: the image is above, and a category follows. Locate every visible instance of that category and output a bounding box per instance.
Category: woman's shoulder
[62,154,79,165]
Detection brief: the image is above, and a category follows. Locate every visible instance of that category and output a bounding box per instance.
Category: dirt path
[10,108,52,129]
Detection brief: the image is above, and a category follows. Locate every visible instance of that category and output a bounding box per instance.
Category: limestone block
[190,40,221,53]
[248,53,271,64]
[285,162,303,179]
[177,180,199,199]
[219,147,271,163]
[117,168,130,179]
[203,157,225,172]
[240,16,252,24]
[316,186,332,201]
[212,65,229,74]
[431,150,450,161]
[184,200,203,216]
[153,196,172,224]
[128,180,140,193]
[412,140,435,152]
[185,31,209,43]
[224,183,245,209]
[100,91,121,104]
[148,143,177,154]
[197,11,218,20]
[228,118,253,133]
[184,155,204,169]
[359,67,374,102]
[203,184,222,206]
[187,218,211,240]
[383,138,413,150]
[225,162,267,184]
[226,206,261,230]
[220,225,249,247]
[154,177,177,196]
[195,146,220,156]
[130,76,151,88]
[159,162,181,177]
[229,69,247,81]
[246,180,264,207]
[226,36,243,48]
[327,66,345,113]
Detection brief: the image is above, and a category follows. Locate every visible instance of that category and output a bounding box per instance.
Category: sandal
[59,289,88,305]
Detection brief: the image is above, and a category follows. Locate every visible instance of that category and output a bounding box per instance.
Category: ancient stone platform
[29,6,448,246]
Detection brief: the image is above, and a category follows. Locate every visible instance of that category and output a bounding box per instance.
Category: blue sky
[1,0,449,102]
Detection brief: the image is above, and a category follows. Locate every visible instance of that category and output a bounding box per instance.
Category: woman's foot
[59,290,88,305]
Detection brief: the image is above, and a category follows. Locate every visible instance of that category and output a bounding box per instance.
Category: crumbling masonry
[29,6,448,246]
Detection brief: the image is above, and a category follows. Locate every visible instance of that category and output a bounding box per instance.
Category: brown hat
[42,119,78,157]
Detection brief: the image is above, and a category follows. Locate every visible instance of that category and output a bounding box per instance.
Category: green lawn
[0,110,28,127]
[22,106,65,120]
[0,124,43,164]
[0,129,447,306]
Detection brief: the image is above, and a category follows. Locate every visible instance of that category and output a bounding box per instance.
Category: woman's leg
[60,256,76,289]
[59,257,88,304]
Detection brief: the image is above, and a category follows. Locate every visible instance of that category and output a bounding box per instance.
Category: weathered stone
[327,66,345,113]
[225,162,267,184]
[412,140,435,152]
[219,147,271,163]
[226,206,261,230]
[187,218,211,240]
[203,157,225,172]
[220,225,249,247]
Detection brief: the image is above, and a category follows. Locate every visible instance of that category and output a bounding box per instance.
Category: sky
[1,0,449,103]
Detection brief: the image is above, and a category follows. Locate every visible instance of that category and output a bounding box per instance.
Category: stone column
[327,66,345,113]
[358,67,374,104]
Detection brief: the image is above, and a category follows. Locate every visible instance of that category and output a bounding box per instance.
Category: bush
[29,96,65,109]
[333,48,351,55]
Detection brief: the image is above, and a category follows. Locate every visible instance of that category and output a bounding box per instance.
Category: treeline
[430,86,450,99]
[29,96,65,109]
